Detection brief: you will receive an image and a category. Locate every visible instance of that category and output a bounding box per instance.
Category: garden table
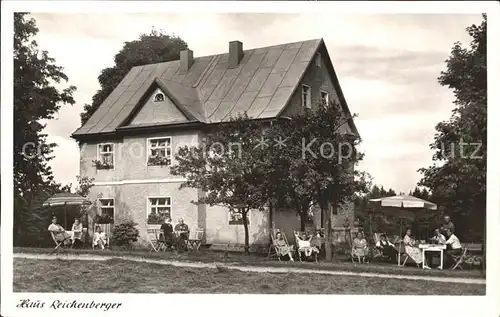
[419,244,446,270]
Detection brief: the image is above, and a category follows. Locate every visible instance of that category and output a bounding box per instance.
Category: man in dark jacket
[160,218,174,250]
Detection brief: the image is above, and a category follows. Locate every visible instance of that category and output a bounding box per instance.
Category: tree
[13,13,76,245]
[171,114,269,255]
[270,102,369,261]
[80,28,188,125]
[418,15,486,241]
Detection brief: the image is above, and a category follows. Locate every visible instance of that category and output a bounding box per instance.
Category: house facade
[72,38,359,250]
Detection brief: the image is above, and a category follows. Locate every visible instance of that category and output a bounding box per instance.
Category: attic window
[302,85,311,109]
[154,93,165,102]
[315,53,321,67]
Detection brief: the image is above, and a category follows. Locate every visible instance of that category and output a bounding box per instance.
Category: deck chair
[449,248,468,270]
[268,228,281,260]
[147,228,165,252]
[350,233,369,264]
[294,231,319,262]
[50,232,64,250]
[394,237,409,266]
[268,229,293,261]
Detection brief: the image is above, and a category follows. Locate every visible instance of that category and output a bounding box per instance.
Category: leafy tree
[172,114,269,255]
[270,102,369,261]
[80,28,188,125]
[13,13,76,245]
[418,14,486,240]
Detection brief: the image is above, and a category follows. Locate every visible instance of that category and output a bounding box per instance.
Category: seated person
[48,216,72,246]
[403,228,424,266]
[275,232,294,261]
[296,232,319,257]
[160,217,174,250]
[93,226,107,249]
[71,219,83,247]
[174,218,189,250]
[352,232,369,262]
[444,228,462,267]
[310,230,323,250]
[429,228,446,245]
[375,233,397,262]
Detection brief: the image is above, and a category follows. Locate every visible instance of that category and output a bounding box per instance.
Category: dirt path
[14,253,486,285]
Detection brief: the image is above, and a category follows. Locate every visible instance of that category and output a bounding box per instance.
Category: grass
[13,258,485,294]
[13,247,485,280]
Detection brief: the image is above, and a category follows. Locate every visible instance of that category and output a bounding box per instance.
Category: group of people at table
[352,215,462,268]
[274,216,462,268]
[47,215,190,250]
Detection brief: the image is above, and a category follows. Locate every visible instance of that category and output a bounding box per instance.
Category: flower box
[93,159,114,170]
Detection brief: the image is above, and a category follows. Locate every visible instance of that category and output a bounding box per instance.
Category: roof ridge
[129,38,323,69]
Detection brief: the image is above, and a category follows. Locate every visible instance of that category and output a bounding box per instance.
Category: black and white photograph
[1,1,499,317]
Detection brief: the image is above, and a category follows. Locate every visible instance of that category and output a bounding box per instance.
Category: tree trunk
[242,209,250,255]
[300,212,306,231]
[324,203,333,261]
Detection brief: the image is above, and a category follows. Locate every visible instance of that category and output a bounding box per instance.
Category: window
[98,199,114,223]
[147,137,172,166]
[96,143,114,169]
[154,93,165,102]
[302,85,311,109]
[320,90,329,106]
[229,209,249,225]
[147,197,172,224]
[315,53,321,67]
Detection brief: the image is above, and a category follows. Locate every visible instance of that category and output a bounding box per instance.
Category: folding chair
[268,229,292,261]
[50,232,64,250]
[450,248,468,270]
[294,231,318,262]
[395,239,409,266]
[147,228,164,252]
[187,229,204,250]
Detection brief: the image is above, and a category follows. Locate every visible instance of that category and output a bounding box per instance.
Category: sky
[30,12,483,194]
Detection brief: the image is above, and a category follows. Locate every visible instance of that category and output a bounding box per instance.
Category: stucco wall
[130,88,188,125]
[80,131,200,183]
[88,182,199,242]
[205,205,270,247]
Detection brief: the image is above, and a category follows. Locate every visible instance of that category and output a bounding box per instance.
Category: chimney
[179,49,193,74]
[228,41,243,68]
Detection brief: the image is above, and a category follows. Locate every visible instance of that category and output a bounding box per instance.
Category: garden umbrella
[42,193,92,229]
[368,195,438,239]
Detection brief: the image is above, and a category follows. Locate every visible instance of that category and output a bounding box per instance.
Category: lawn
[13,258,484,294]
[13,247,485,280]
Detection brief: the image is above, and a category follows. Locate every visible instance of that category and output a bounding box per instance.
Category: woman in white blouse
[403,228,424,266]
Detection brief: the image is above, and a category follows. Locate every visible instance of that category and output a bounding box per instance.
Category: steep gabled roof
[72,38,358,139]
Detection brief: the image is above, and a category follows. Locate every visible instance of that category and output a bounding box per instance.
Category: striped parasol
[368,195,437,210]
[368,195,438,240]
[43,193,92,229]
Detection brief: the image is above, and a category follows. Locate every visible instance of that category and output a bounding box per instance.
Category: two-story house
[71,38,359,250]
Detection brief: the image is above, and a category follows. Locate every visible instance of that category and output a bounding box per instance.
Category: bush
[111,220,139,246]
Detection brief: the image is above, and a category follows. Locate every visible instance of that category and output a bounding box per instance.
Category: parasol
[43,192,92,229]
[368,195,438,239]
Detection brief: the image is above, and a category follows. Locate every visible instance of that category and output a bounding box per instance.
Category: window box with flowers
[147,137,172,167]
[95,143,114,170]
[147,155,171,167]
[93,159,114,170]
